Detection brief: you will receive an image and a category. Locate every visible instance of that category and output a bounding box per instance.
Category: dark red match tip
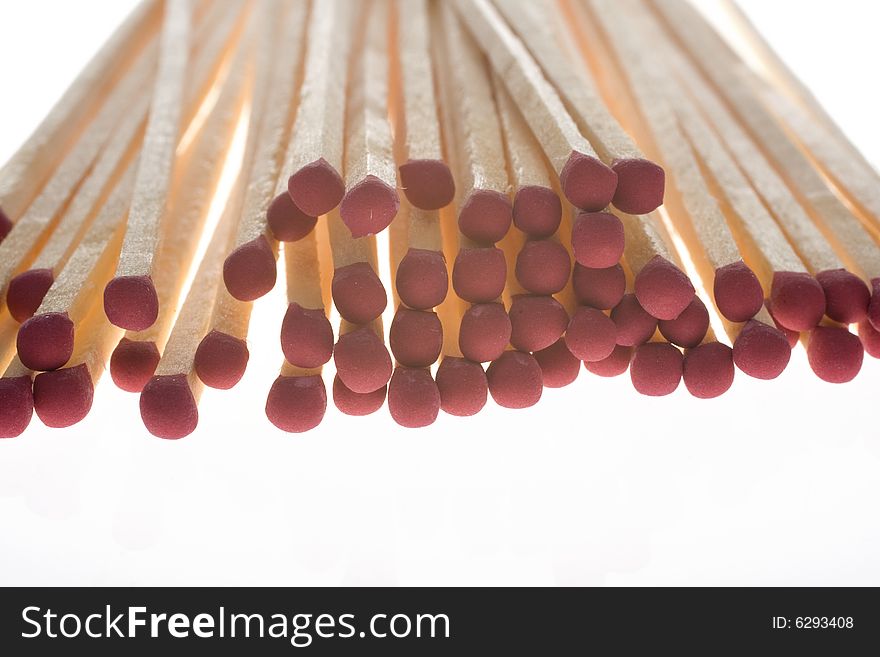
[816,268,870,324]
[332,374,386,416]
[7,268,55,322]
[103,274,159,331]
[223,235,277,302]
[436,356,487,417]
[533,338,580,388]
[570,210,625,269]
[395,248,448,310]
[140,374,198,439]
[559,150,618,211]
[515,239,571,295]
[459,302,511,363]
[388,367,440,428]
[486,351,543,409]
[869,278,880,332]
[732,319,791,380]
[389,306,442,368]
[267,191,318,242]
[630,342,682,397]
[281,303,334,369]
[509,294,568,352]
[0,375,33,438]
[0,206,11,242]
[766,300,799,348]
[657,295,709,349]
[194,330,250,390]
[266,374,327,433]
[109,338,160,393]
[287,157,345,217]
[16,312,74,372]
[33,363,93,428]
[610,293,657,347]
[452,247,506,304]
[583,344,632,377]
[333,326,392,394]
[565,305,617,362]
[457,189,512,244]
[572,262,626,310]
[634,255,695,320]
[858,319,880,358]
[331,261,387,324]
[713,260,763,323]
[610,157,665,215]
[512,185,562,238]
[807,326,863,384]
[340,175,400,237]
[682,342,734,399]
[769,271,826,331]
[399,159,456,210]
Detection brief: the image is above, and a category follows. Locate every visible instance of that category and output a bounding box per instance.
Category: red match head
[610,293,657,347]
[331,261,387,324]
[140,374,199,439]
[103,274,159,331]
[610,157,665,215]
[570,210,625,269]
[33,364,94,428]
[287,157,345,217]
[7,268,54,322]
[533,338,580,388]
[515,239,571,295]
[388,367,440,428]
[486,351,543,409]
[508,295,568,353]
[512,185,562,238]
[17,311,75,372]
[340,174,400,237]
[732,320,791,380]
[332,375,387,416]
[398,158,455,211]
[452,247,507,304]
[769,271,825,331]
[559,150,617,211]
[682,342,734,399]
[0,375,33,438]
[333,326,392,394]
[395,248,448,310]
[110,338,160,393]
[565,306,617,362]
[266,374,327,433]
[194,330,250,390]
[459,302,511,363]
[572,262,626,310]
[281,303,334,369]
[223,235,277,302]
[713,260,763,323]
[634,255,694,320]
[806,326,863,384]
[435,357,487,417]
[816,268,870,324]
[630,342,682,397]
[389,307,443,368]
[267,191,318,242]
[657,295,710,349]
[583,344,632,378]
[458,189,512,244]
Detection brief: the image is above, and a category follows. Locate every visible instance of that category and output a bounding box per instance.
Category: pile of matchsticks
[1,0,879,439]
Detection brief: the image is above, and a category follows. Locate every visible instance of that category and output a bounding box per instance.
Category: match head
[629,342,682,397]
[389,307,443,368]
[610,293,657,347]
[682,342,734,399]
[816,268,870,324]
[194,330,250,390]
[766,300,800,348]
[287,157,345,217]
[33,364,94,428]
[807,326,863,384]
[583,344,632,377]
[515,239,571,295]
[533,338,580,388]
[109,338,160,393]
[610,157,665,215]
[459,302,511,363]
[103,274,158,331]
[331,261,387,324]
[570,210,625,269]
[512,185,562,238]
[657,295,709,349]
[713,260,764,323]
[333,326,392,394]
[16,312,74,371]
[266,374,327,433]
[388,367,441,428]
[140,374,198,439]
[398,158,456,210]
[559,150,618,211]
[435,356,488,417]
[395,248,448,310]
[769,271,825,331]
[340,174,400,237]
[486,351,543,409]
[509,294,568,352]
[332,375,386,416]
[565,306,617,362]
[458,189,512,244]
[7,268,54,322]
[0,206,11,242]
[0,375,33,438]
[452,247,507,303]
[572,262,626,310]
[634,255,694,320]
[222,235,277,302]
[281,303,334,369]
[732,319,791,380]
[858,319,880,358]
[267,191,318,242]
[869,278,880,332]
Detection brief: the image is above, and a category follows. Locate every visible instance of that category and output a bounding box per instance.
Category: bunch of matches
[1,0,878,440]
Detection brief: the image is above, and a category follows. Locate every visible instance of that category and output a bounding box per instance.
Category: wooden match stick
[391,0,454,211]
[0,310,16,373]
[0,356,33,438]
[451,0,618,212]
[389,199,448,312]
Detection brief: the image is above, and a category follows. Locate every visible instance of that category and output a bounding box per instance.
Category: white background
[0,1,879,586]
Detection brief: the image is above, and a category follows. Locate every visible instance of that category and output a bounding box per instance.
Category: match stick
[391,200,448,312]
[391,0,455,211]
[0,357,33,438]
[494,0,665,215]
[452,0,618,211]
[0,311,18,376]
